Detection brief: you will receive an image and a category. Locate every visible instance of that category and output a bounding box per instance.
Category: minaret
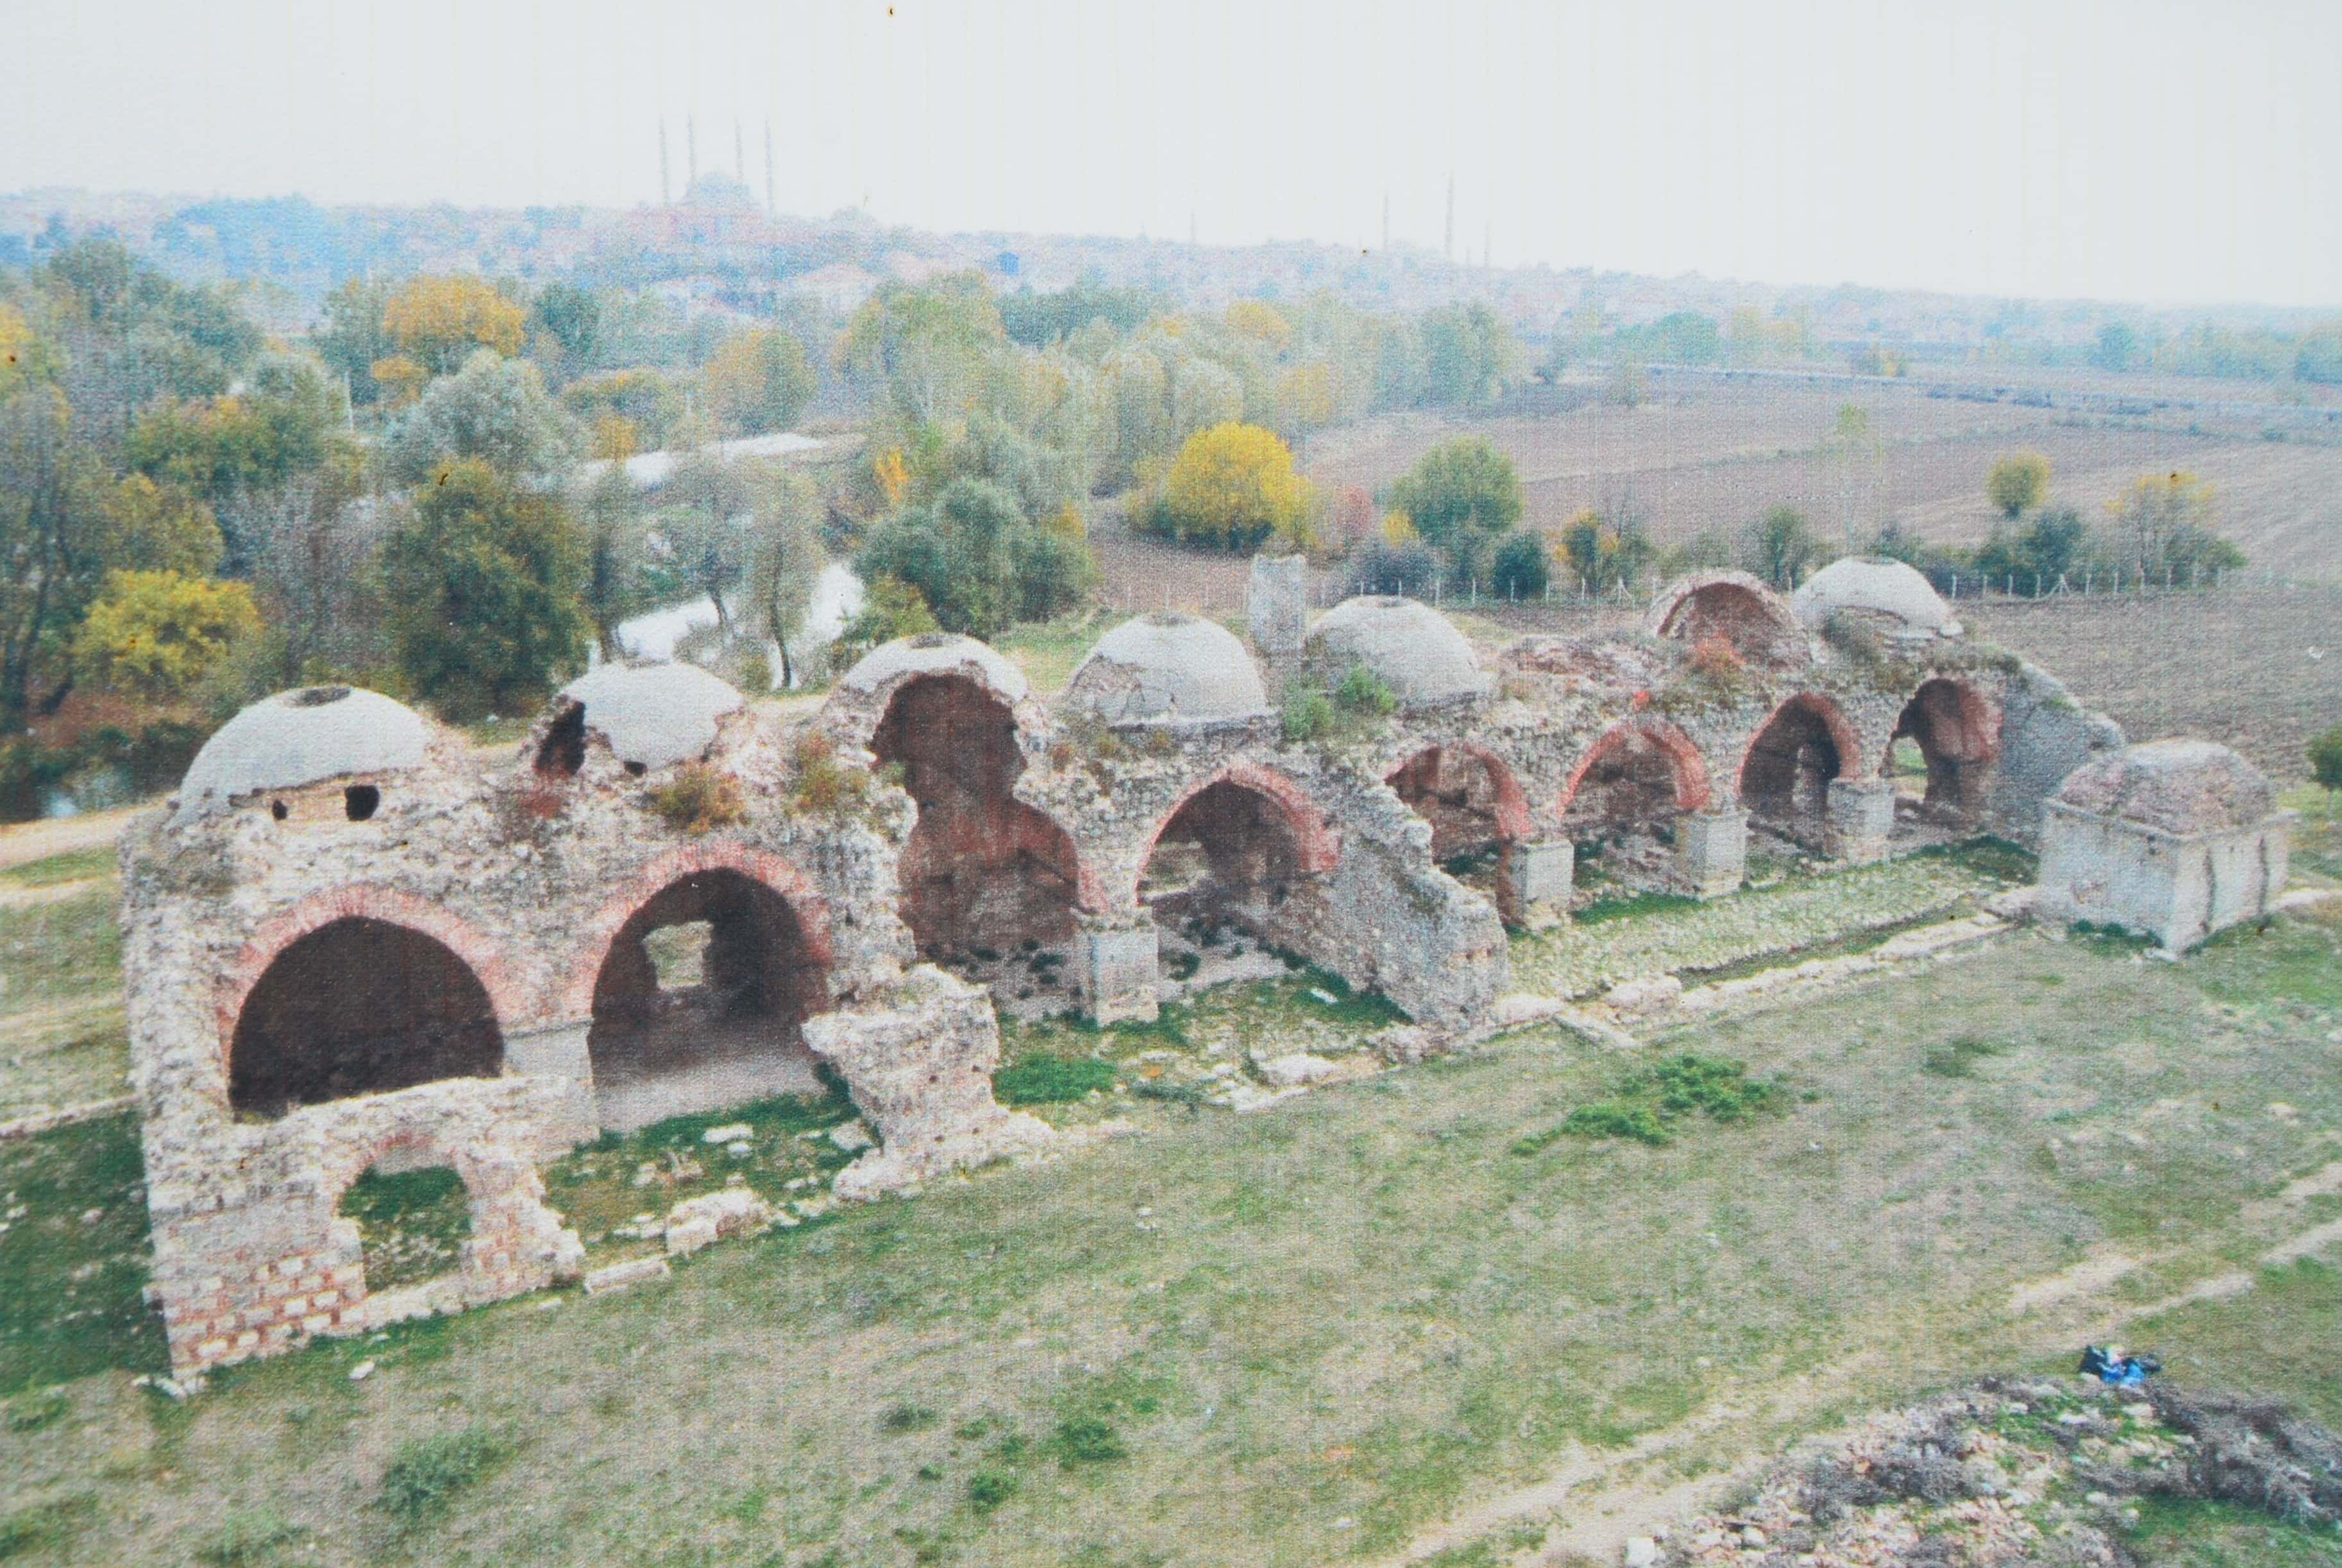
[1381,192,1390,251]
[1444,173,1454,262]
[687,115,698,193]
[734,119,745,185]
[764,119,776,214]
[659,121,671,206]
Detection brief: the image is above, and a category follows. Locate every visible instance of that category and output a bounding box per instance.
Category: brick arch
[1559,718,1714,816]
[1885,674,2003,768]
[1735,692,1870,798]
[1129,759,1342,906]
[1385,741,1535,843]
[558,841,836,1021]
[217,886,523,1060]
[318,1124,499,1210]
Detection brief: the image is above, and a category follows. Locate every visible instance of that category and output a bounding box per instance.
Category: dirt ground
[1302,375,2342,579]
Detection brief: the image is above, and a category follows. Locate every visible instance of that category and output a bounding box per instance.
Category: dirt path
[0,877,105,911]
[0,805,138,872]
[1376,1176,2342,1566]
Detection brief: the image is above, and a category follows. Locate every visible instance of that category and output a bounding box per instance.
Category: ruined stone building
[123,557,2184,1377]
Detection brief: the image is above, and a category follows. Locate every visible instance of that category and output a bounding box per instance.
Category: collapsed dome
[556,662,744,772]
[1305,596,1490,705]
[1792,558,1963,641]
[175,686,428,823]
[837,631,1030,705]
[1061,613,1269,725]
[2054,739,2277,835]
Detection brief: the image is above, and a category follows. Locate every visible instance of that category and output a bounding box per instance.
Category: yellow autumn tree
[382,276,527,375]
[1225,299,1293,354]
[873,446,911,509]
[74,570,260,703]
[1274,361,1336,435]
[1162,422,1311,552]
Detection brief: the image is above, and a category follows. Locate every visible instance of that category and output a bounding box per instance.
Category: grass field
[3,885,2339,1565]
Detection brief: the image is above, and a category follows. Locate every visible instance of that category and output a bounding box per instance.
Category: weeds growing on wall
[649,762,748,834]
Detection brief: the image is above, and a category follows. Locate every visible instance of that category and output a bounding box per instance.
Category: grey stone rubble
[122,557,2276,1378]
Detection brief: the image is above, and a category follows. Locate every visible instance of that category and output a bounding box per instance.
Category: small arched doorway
[586,868,831,1132]
[1561,722,1708,891]
[1139,779,1315,986]
[228,918,505,1118]
[1887,678,1998,826]
[873,673,1083,1008]
[1739,696,1851,849]
[1386,743,1528,906]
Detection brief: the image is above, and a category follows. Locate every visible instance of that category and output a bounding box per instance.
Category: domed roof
[837,632,1029,704]
[1305,596,1490,705]
[1060,614,1269,725]
[174,686,428,823]
[558,662,743,771]
[1792,558,1962,641]
[2055,739,2277,835]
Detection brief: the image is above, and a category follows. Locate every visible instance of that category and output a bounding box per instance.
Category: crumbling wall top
[837,632,1030,705]
[557,662,744,772]
[2054,738,2279,835]
[1305,596,1491,705]
[1059,613,1270,725]
[173,686,429,825]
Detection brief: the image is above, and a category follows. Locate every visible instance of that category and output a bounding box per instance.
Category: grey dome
[2055,739,2277,835]
[559,662,743,771]
[838,632,1029,704]
[1792,558,1962,640]
[1305,596,1490,705]
[175,686,428,823]
[1061,614,1269,724]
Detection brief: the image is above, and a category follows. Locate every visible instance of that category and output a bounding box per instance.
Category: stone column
[1247,553,1308,664]
[1676,808,1748,898]
[1497,838,1574,928]
[1075,911,1161,1025]
[502,1020,598,1151]
[1824,779,1897,865]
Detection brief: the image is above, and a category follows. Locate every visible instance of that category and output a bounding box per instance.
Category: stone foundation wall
[2037,803,2293,951]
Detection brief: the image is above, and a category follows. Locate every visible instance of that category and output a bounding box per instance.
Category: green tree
[1419,302,1519,407]
[834,575,939,664]
[2090,322,2137,373]
[0,387,112,727]
[2104,471,2244,582]
[126,357,341,521]
[529,283,602,373]
[380,460,587,721]
[383,352,583,488]
[1744,506,1821,589]
[743,469,825,686]
[858,477,1095,639]
[1558,509,1656,593]
[838,274,1008,425]
[2309,725,2342,799]
[1986,451,2052,518]
[704,328,816,437]
[1488,530,1551,597]
[1388,437,1524,552]
[74,569,260,703]
[657,452,757,632]
[314,278,394,406]
[575,467,649,661]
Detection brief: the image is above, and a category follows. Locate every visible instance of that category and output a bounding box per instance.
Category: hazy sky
[8,0,2338,308]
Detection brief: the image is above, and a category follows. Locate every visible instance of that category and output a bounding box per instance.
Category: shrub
[1986,451,2051,518]
[1281,682,1335,743]
[1046,1416,1128,1467]
[790,732,866,815]
[1333,663,1397,718]
[1561,1101,1671,1145]
[994,1055,1118,1106]
[1921,1035,2009,1078]
[376,1427,509,1529]
[879,1403,940,1433]
[650,763,747,835]
[1536,1052,1788,1149]
[966,1470,1018,1513]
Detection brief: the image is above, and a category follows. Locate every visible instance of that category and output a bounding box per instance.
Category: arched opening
[1562,723,1706,891]
[1887,678,1998,827]
[534,700,587,777]
[1739,696,1848,850]
[1386,745,1521,895]
[586,868,832,1132]
[228,918,505,1118]
[1655,582,1804,666]
[873,673,1081,1011]
[1140,779,1313,988]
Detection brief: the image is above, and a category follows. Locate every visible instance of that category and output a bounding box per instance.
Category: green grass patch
[994,1054,1118,1106]
[0,1494,94,1560]
[2118,1495,2342,1565]
[1574,888,1700,925]
[1921,1033,2011,1077]
[194,1507,307,1565]
[0,843,115,889]
[336,1165,473,1293]
[1044,1416,1128,1468]
[966,1469,1018,1513]
[1518,1052,1789,1150]
[376,1426,511,1530]
[0,1112,165,1395]
[0,882,121,1020]
[3,1386,69,1432]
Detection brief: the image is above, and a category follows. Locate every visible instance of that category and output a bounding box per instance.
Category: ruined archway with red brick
[1560,720,1713,832]
[1385,742,1533,867]
[1737,693,1864,844]
[1886,676,2002,822]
